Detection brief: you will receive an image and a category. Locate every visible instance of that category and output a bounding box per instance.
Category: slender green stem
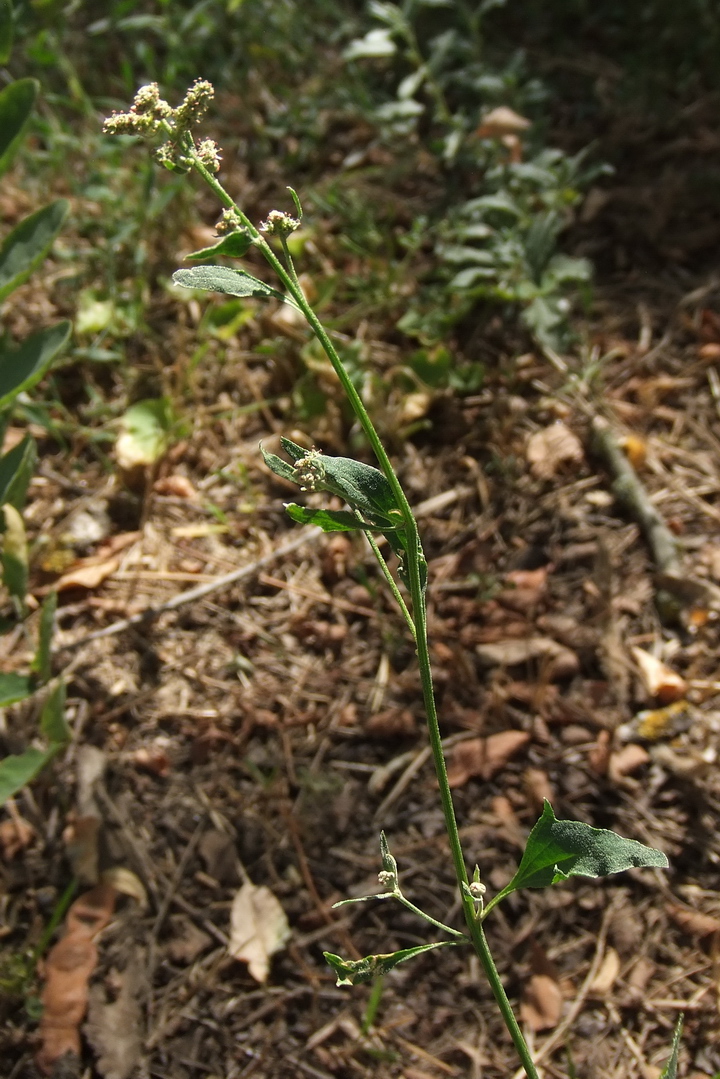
[394,891,466,940]
[361,525,415,639]
[187,148,540,1079]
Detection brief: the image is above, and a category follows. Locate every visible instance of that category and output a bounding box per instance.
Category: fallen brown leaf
[631,647,687,704]
[56,556,120,591]
[667,904,720,938]
[589,948,621,996]
[526,422,584,480]
[37,883,117,1075]
[520,973,563,1032]
[447,730,530,788]
[85,956,144,1079]
[153,474,197,499]
[608,744,650,783]
[476,636,578,680]
[229,881,291,983]
[0,814,34,859]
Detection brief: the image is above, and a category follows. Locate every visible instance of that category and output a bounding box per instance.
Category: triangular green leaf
[0,0,14,65]
[0,434,36,510]
[39,681,69,744]
[173,266,296,307]
[0,745,58,805]
[185,229,254,261]
[279,437,309,463]
[660,1015,683,1079]
[0,78,38,178]
[0,320,71,410]
[0,671,33,707]
[261,445,298,485]
[494,801,668,902]
[0,200,69,304]
[285,503,375,533]
[324,940,459,986]
[31,591,56,684]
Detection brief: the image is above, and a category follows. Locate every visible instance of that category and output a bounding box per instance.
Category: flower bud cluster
[215,209,245,235]
[104,80,220,175]
[260,210,301,237]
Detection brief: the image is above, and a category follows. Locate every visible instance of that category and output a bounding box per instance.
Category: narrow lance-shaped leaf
[660,1015,683,1079]
[0,200,69,304]
[0,320,72,411]
[492,801,668,906]
[31,592,57,685]
[2,502,28,604]
[173,266,299,309]
[325,940,460,986]
[0,0,13,65]
[0,78,38,177]
[0,434,37,510]
[40,681,69,745]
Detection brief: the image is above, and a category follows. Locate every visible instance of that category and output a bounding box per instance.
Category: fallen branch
[591,417,681,576]
[57,526,321,651]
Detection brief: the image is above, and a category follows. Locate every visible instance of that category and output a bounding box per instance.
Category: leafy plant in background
[0,0,71,803]
[105,81,675,1077]
[344,0,606,351]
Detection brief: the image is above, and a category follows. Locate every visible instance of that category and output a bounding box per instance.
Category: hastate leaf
[495,801,668,901]
[0,200,69,304]
[0,671,34,707]
[0,320,72,410]
[324,940,459,986]
[185,229,254,261]
[0,745,58,806]
[173,266,296,307]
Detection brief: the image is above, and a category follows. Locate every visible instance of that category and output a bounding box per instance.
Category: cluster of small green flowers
[215,209,245,235]
[259,209,301,237]
[295,450,325,492]
[103,80,219,172]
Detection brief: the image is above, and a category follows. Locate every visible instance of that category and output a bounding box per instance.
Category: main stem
[191,153,540,1079]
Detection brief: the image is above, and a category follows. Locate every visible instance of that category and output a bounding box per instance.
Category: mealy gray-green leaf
[324,940,459,986]
[261,446,298,485]
[185,229,254,261]
[0,320,72,411]
[495,801,668,901]
[0,200,69,304]
[173,266,295,307]
[0,78,38,178]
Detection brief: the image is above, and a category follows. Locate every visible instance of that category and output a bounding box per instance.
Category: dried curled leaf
[37,883,117,1075]
[229,881,290,983]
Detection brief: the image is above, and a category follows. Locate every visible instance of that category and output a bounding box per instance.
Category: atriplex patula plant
[105,82,673,1077]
